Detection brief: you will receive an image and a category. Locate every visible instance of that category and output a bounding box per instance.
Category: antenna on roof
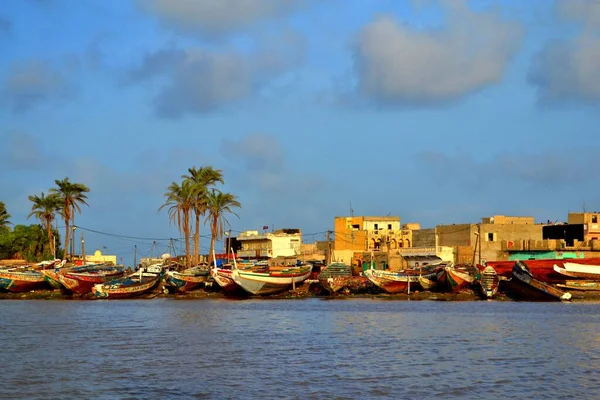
[582,202,586,213]
[350,201,354,217]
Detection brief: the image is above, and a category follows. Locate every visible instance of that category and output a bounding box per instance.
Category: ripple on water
[0,299,598,399]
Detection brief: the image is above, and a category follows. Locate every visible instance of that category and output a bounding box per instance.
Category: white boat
[231,259,312,296]
[560,262,600,279]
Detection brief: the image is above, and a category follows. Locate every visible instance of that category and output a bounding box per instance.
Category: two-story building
[236,229,302,262]
[437,215,543,264]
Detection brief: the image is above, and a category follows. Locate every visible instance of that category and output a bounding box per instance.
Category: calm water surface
[0,298,599,399]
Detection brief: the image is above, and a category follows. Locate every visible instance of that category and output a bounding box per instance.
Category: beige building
[236,229,302,260]
[437,215,542,264]
[568,212,600,241]
[81,249,117,265]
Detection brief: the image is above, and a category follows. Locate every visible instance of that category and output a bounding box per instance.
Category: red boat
[0,268,48,292]
[59,266,126,295]
[437,264,478,293]
[486,257,600,284]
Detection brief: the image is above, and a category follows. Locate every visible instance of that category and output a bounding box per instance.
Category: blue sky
[1,0,599,263]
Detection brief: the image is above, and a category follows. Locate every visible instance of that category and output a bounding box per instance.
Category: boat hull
[0,270,47,292]
[477,266,499,299]
[59,268,126,295]
[163,268,208,293]
[510,261,571,302]
[92,273,162,299]
[232,267,311,295]
[318,263,352,294]
[363,269,433,294]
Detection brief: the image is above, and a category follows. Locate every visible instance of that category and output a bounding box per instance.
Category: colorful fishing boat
[92,264,164,299]
[318,262,352,294]
[59,264,127,295]
[556,262,600,280]
[476,265,500,299]
[37,260,67,289]
[0,268,48,292]
[557,280,600,291]
[231,262,312,296]
[163,264,209,293]
[437,264,478,292]
[510,260,571,302]
[363,267,438,294]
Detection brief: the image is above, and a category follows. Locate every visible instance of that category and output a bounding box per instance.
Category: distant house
[236,229,302,261]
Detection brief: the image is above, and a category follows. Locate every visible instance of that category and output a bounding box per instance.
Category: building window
[487,233,495,242]
[593,215,598,223]
[374,224,379,230]
[352,224,359,230]
[387,224,392,230]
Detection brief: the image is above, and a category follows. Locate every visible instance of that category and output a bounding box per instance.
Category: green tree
[0,201,11,234]
[50,177,90,260]
[205,190,241,258]
[159,180,195,267]
[0,224,51,261]
[27,192,62,258]
[183,166,223,264]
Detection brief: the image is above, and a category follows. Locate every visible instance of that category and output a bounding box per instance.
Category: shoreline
[2,282,600,302]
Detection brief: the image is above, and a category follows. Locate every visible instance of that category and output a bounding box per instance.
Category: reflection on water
[0,299,599,399]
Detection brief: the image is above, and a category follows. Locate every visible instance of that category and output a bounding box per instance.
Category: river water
[0,298,598,399]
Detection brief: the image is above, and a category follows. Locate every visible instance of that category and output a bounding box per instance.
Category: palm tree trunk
[184,210,191,267]
[46,218,53,258]
[194,213,200,265]
[209,216,218,259]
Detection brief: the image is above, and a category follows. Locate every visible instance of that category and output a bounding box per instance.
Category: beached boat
[163,264,209,293]
[0,268,48,292]
[476,266,500,299]
[231,262,312,296]
[92,264,164,299]
[318,262,352,294]
[59,264,127,295]
[437,264,478,292]
[510,260,571,302]
[559,262,600,280]
[557,280,600,291]
[36,260,67,289]
[363,267,438,294]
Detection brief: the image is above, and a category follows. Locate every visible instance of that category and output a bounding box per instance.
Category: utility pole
[133,245,137,268]
[81,231,86,264]
[478,223,482,266]
[326,230,332,265]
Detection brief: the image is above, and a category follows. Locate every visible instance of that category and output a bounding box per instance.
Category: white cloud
[528,34,600,104]
[127,31,305,117]
[3,60,72,112]
[557,0,600,28]
[353,2,523,105]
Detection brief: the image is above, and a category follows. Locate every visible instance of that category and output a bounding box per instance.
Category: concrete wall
[412,228,436,248]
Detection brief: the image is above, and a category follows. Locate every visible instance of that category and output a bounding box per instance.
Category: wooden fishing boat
[0,268,48,292]
[163,264,209,293]
[37,260,67,289]
[476,266,500,299]
[560,262,600,280]
[510,260,571,302]
[318,262,352,294]
[59,265,127,295]
[92,265,164,299]
[557,280,600,291]
[231,263,312,296]
[437,264,478,292]
[363,267,437,294]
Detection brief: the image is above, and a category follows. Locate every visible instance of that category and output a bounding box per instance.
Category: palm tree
[50,177,90,260]
[183,166,223,263]
[27,192,62,258]
[159,180,195,267]
[205,190,241,258]
[0,201,11,234]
